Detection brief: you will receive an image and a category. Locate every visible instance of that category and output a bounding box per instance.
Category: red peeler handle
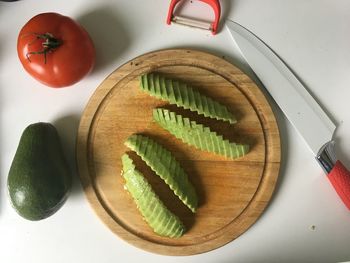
[166,0,221,35]
[327,160,350,210]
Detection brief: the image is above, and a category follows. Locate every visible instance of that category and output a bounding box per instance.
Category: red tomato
[17,13,95,88]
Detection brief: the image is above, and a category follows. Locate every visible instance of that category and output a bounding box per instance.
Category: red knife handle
[327,160,350,210]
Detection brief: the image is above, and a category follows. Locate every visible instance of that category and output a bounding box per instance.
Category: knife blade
[226,20,350,210]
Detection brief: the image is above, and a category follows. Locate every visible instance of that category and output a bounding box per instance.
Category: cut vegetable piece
[139,73,237,124]
[121,154,185,238]
[125,134,198,213]
[153,108,249,159]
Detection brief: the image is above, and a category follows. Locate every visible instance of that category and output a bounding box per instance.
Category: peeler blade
[171,15,212,31]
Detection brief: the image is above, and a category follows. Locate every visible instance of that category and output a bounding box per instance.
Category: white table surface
[1,0,350,262]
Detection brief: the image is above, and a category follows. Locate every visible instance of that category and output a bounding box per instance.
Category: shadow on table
[219,0,234,32]
[0,41,4,215]
[54,114,83,199]
[77,5,131,75]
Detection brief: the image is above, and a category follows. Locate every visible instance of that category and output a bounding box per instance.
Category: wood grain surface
[76,49,281,255]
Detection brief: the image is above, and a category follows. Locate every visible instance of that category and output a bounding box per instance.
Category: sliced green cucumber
[153,108,249,159]
[122,154,185,238]
[139,73,237,124]
[125,135,198,213]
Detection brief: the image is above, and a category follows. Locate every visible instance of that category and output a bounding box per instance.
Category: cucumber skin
[122,154,185,238]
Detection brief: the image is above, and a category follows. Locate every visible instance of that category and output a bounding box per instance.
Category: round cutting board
[77,49,280,255]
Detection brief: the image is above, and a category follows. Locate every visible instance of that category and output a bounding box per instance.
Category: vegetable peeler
[166,0,221,35]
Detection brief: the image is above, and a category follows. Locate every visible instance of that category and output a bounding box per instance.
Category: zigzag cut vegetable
[121,153,185,238]
[125,134,198,213]
[139,73,237,124]
[153,108,249,159]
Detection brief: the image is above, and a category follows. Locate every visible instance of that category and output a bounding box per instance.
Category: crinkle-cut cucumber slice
[139,73,237,124]
[121,154,185,238]
[153,108,249,159]
[124,135,198,213]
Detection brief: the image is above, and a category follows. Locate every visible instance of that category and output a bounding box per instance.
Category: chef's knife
[226,20,350,210]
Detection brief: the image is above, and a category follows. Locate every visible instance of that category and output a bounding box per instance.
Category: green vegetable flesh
[124,135,198,213]
[139,73,237,124]
[153,108,249,159]
[122,154,185,238]
[7,122,71,221]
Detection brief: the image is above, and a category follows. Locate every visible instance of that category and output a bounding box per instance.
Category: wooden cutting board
[76,49,280,255]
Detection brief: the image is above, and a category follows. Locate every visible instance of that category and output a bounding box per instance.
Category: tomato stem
[25,33,62,64]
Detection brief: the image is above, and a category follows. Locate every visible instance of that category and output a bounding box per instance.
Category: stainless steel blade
[226,20,336,156]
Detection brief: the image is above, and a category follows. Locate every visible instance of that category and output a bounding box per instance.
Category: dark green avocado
[7,122,71,221]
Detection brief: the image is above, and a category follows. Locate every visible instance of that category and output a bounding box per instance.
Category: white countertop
[1,0,350,262]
